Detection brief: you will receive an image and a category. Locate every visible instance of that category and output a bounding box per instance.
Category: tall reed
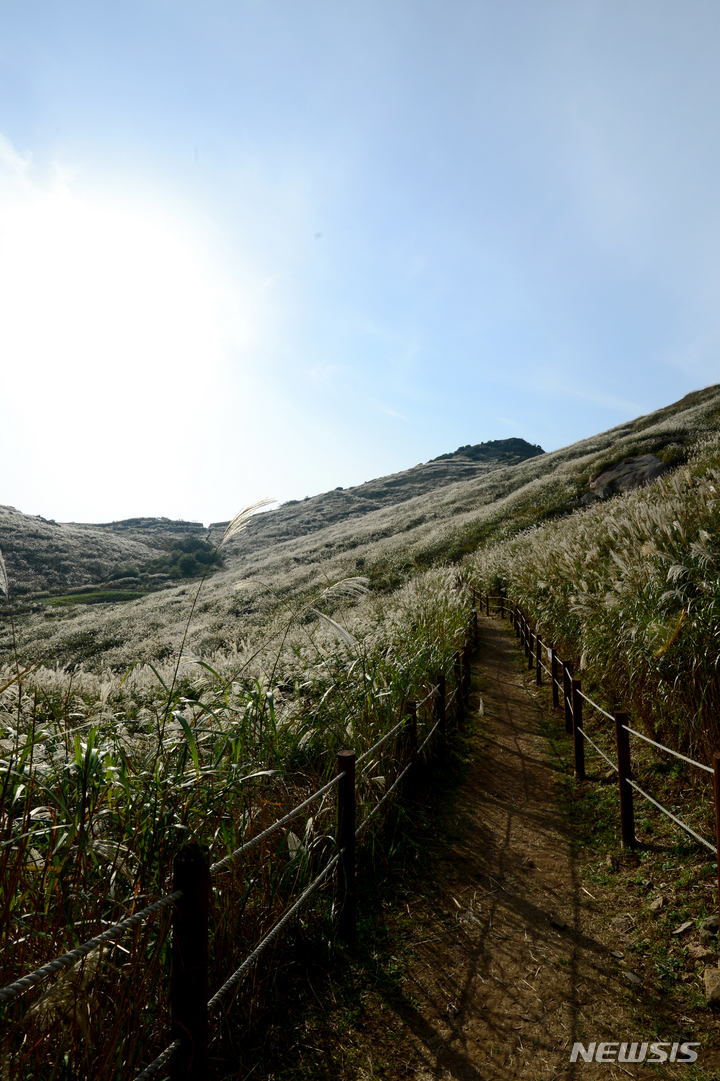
[469,436,720,757]
[0,544,471,1078]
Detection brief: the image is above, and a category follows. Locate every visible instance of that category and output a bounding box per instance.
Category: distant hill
[206,437,545,549]
[1,386,719,670]
[0,509,207,598]
[431,436,544,464]
[0,438,543,597]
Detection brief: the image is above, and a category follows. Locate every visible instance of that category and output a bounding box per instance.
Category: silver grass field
[2,383,720,1076]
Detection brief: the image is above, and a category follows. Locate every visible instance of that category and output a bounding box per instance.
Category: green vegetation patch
[140,535,221,579]
[39,589,149,606]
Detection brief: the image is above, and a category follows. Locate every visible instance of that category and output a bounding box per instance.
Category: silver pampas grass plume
[0,548,8,597]
[221,498,276,545]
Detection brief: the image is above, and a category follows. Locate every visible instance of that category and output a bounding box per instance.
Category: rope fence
[3,609,478,1081]
[417,682,441,709]
[131,1040,181,1081]
[578,726,618,772]
[418,716,442,757]
[577,689,614,722]
[209,772,344,875]
[622,724,714,775]
[627,780,716,854]
[356,716,406,767]
[206,851,343,1016]
[0,891,183,1005]
[356,761,415,839]
[477,589,720,937]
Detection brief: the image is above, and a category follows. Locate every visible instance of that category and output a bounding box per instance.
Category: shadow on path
[357,615,693,1080]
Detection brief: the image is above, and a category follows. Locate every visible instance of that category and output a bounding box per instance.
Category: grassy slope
[2,385,720,1076]
[0,439,541,600]
[3,384,718,673]
[468,390,720,754]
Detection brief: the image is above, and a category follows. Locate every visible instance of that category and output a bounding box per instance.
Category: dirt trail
[353,614,713,1080]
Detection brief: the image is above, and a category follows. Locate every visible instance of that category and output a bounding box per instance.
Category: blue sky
[1,1,719,524]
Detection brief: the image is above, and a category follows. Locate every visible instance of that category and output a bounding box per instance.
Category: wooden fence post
[536,635,542,686]
[171,843,210,1081]
[709,752,713,929]
[527,627,534,671]
[563,663,573,735]
[454,651,465,729]
[486,593,490,616]
[405,700,418,793]
[514,605,519,637]
[615,712,636,850]
[436,673,446,758]
[463,644,472,703]
[473,609,478,647]
[550,648,559,709]
[336,749,356,943]
[500,595,505,619]
[572,679,585,781]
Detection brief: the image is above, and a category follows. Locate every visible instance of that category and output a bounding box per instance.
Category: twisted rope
[130,1039,181,1081]
[623,725,713,775]
[355,685,440,770]
[628,780,715,852]
[576,690,614,722]
[355,760,414,839]
[416,683,440,709]
[577,727,617,771]
[0,891,182,1004]
[417,717,441,757]
[207,852,341,1014]
[356,718,405,767]
[209,774,343,875]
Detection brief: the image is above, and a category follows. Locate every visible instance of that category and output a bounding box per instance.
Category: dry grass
[3,384,719,675]
[3,382,720,1075]
[469,433,720,759]
[0,560,471,1078]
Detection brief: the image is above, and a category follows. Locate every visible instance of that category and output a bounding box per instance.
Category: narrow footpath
[306,614,719,1081]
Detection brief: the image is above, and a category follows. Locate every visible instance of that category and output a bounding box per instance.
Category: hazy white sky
[1,1,719,524]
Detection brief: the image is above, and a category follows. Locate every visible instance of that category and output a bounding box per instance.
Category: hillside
[0,437,544,600]
[207,435,545,548]
[4,383,720,1078]
[1,385,719,671]
[467,394,720,755]
[0,509,207,598]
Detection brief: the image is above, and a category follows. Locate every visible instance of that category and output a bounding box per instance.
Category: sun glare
[0,184,241,401]
[0,141,260,519]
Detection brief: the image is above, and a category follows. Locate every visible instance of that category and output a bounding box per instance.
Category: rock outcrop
[581,454,671,506]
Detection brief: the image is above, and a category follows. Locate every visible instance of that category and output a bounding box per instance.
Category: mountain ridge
[1,385,719,669]
[0,437,545,597]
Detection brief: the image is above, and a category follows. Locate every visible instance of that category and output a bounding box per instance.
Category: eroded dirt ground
[285,616,720,1081]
